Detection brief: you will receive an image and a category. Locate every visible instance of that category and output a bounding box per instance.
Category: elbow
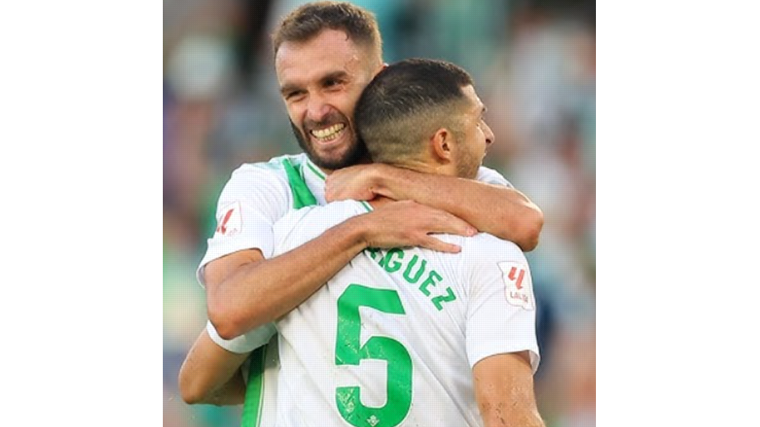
[519,227,541,253]
[206,286,246,339]
[520,413,545,427]
[518,207,544,252]
[178,364,209,405]
[525,413,546,427]
[178,381,204,405]
[207,303,243,340]
[208,298,263,340]
[216,328,240,341]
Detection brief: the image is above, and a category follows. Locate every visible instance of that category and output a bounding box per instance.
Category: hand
[325,164,385,202]
[355,200,477,253]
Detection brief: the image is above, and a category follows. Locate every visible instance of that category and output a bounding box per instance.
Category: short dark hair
[272,1,382,59]
[355,58,474,165]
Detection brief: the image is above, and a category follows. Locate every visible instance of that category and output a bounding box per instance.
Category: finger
[427,214,477,237]
[419,236,462,254]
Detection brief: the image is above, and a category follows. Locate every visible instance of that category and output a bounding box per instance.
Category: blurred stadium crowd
[163,0,595,426]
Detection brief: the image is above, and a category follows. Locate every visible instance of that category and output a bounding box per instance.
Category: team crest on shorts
[215,201,242,237]
[497,261,535,310]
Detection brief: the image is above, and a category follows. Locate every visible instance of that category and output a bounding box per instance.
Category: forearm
[474,352,544,427]
[375,167,543,250]
[209,217,367,339]
[179,330,250,405]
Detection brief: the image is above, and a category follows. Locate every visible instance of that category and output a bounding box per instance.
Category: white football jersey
[197,153,515,427]
[270,201,540,427]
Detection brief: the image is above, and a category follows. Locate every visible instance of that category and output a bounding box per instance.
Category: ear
[430,128,454,162]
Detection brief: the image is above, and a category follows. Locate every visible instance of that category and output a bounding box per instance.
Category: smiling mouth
[310,123,346,143]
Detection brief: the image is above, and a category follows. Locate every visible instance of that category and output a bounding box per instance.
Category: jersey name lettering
[365,248,456,311]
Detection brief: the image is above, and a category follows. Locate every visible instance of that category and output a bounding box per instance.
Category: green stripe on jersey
[241,346,266,427]
[306,161,327,181]
[240,158,319,426]
[282,158,317,208]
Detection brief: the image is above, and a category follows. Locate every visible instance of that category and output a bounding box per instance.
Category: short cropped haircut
[272,1,382,60]
[355,58,474,165]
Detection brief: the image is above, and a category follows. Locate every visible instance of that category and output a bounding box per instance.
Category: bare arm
[178,330,249,405]
[325,164,544,251]
[207,200,475,339]
[473,352,545,427]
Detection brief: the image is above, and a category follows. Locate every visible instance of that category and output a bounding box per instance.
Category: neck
[315,156,373,176]
[394,157,455,177]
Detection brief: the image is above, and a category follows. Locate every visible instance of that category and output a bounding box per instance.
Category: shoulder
[232,153,306,177]
[431,233,523,261]
[215,156,312,210]
[419,233,524,272]
[462,233,526,266]
[475,165,513,188]
[223,153,310,190]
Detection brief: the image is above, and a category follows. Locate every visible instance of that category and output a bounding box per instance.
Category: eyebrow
[320,70,350,84]
[280,71,351,96]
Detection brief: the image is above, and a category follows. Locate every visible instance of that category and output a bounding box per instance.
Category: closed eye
[324,78,345,90]
[284,90,306,101]
[477,107,488,125]
[321,71,349,91]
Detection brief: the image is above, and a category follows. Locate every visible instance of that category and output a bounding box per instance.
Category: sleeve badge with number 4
[497,261,535,310]
[215,201,242,237]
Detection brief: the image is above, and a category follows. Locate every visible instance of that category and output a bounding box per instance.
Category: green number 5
[335,284,412,427]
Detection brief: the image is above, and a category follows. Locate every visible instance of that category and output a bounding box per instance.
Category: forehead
[275,29,368,86]
[460,85,484,114]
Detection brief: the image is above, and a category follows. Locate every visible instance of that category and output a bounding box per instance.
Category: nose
[483,122,495,146]
[306,93,330,123]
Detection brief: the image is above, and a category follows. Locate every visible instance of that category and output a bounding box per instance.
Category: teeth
[311,124,345,141]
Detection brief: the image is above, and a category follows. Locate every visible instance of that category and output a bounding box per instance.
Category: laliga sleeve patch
[497,261,535,310]
[215,201,242,237]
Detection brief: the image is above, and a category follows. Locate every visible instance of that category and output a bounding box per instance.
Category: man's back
[271,201,540,427]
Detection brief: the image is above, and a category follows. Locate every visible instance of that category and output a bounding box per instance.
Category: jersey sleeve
[196,164,292,287]
[206,320,277,354]
[475,165,514,188]
[463,234,540,373]
[272,201,367,256]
